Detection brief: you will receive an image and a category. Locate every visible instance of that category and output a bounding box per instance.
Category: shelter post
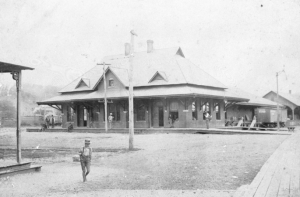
[12,71,22,163]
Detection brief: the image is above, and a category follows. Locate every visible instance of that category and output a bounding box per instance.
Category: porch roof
[0,61,34,72]
[37,85,248,105]
[226,88,283,107]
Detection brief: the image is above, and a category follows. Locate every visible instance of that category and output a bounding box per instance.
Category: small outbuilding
[263,90,300,121]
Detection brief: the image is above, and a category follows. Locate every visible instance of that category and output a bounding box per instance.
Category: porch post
[12,71,22,163]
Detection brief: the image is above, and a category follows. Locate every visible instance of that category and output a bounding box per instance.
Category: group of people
[45,115,55,129]
[41,115,55,131]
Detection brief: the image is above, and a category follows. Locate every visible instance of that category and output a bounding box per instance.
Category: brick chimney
[147,40,154,53]
[125,43,130,56]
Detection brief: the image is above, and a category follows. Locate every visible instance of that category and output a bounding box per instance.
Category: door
[158,107,164,127]
[77,105,84,127]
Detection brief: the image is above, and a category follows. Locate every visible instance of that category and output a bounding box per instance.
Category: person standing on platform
[51,115,55,128]
[108,113,114,129]
[79,140,92,182]
[204,111,211,129]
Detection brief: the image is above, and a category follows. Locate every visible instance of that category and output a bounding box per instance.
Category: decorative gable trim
[148,71,168,83]
[75,78,90,89]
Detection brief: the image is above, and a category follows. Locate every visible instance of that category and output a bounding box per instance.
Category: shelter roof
[227,88,283,107]
[264,91,300,106]
[0,61,34,72]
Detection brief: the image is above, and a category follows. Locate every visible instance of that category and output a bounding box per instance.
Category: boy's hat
[85,139,90,144]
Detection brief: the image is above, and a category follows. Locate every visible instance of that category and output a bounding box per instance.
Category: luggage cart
[286,120,295,132]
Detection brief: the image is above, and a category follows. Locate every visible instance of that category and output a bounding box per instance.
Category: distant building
[225,88,286,123]
[263,90,300,120]
[38,40,248,129]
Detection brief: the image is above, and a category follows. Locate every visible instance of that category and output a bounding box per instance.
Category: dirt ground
[0,128,290,197]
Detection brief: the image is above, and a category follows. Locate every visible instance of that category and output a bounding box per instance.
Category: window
[169,111,179,122]
[214,102,220,120]
[169,101,179,121]
[184,99,189,110]
[137,105,146,121]
[91,106,99,122]
[192,101,197,120]
[108,79,114,87]
[67,106,74,121]
[170,101,179,112]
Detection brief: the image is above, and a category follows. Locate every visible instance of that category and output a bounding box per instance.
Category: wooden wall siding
[97,70,126,92]
[61,97,227,129]
[226,105,254,121]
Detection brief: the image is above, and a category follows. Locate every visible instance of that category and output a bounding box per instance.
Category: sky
[0,0,299,96]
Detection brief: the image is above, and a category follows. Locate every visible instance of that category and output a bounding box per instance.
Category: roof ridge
[175,59,188,84]
[103,46,180,60]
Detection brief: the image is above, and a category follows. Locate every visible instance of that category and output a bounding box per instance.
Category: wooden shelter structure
[0,62,34,163]
[264,91,300,121]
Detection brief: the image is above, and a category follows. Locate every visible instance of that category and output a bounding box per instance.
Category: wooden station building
[37,41,249,129]
[263,90,300,121]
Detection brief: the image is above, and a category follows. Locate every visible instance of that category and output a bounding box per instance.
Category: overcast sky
[0,0,299,96]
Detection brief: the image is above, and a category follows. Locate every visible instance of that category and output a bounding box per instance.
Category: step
[0,165,42,177]
[0,162,31,173]
[0,162,42,177]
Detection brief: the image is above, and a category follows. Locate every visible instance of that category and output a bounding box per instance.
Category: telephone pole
[129,30,137,150]
[97,62,111,132]
[276,69,285,132]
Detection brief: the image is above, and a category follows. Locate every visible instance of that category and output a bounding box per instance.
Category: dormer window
[108,79,114,87]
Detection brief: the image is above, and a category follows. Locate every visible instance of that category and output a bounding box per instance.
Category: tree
[0,99,16,119]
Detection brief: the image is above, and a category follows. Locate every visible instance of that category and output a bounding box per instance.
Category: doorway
[158,107,164,127]
[77,105,87,127]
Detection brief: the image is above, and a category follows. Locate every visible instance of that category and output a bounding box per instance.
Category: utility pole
[97,62,111,132]
[276,69,285,132]
[129,30,137,150]
[276,72,279,132]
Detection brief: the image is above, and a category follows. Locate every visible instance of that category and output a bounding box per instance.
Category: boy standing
[79,140,92,182]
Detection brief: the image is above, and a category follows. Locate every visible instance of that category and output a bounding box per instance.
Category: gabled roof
[59,46,226,93]
[226,88,283,107]
[101,47,226,88]
[264,91,300,106]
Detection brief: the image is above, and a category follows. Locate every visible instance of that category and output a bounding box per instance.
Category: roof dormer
[149,71,168,83]
[75,78,90,89]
